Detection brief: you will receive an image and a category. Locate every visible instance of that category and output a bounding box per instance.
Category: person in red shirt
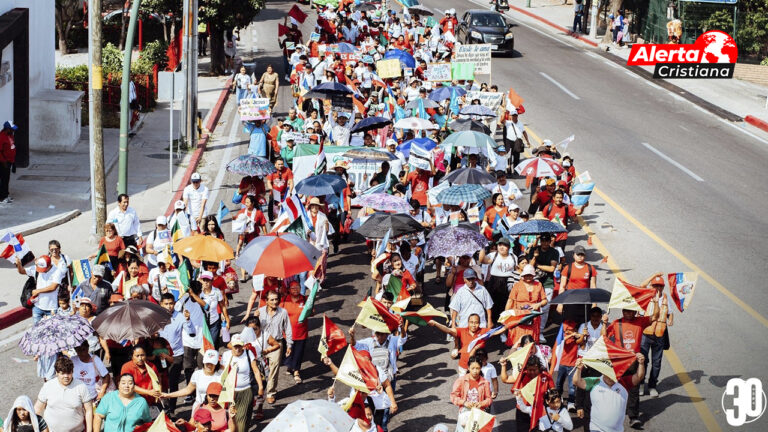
[238,176,265,205]
[121,346,161,405]
[265,157,294,213]
[428,313,503,375]
[405,168,433,208]
[558,245,596,293]
[554,319,583,410]
[235,195,267,282]
[281,281,309,383]
[529,177,556,214]
[440,10,458,35]
[0,121,17,203]
[541,189,587,247]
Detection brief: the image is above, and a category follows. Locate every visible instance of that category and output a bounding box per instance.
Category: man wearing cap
[280,136,297,169]
[385,139,406,177]
[502,109,530,174]
[639,272,674,399]
[530,177,557,215]
[15,255,64,322]
[484,171,523,208]
[144,215,172,268]
[107,193,142,248]
[0,120,18,203]
[449,268,494,329]
[325,111,351,146]
[183,173,210,231]
[199,270,229,349]
[558,245,596,296]
[542,189,588,248]
[169,200,193,239]
[488,145,509,174]
[75,264,113,314]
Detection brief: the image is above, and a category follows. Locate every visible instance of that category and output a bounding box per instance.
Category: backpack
[20,272,39,309]
[563,263,595,286]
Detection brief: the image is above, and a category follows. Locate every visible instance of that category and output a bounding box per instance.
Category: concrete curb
[508,4,598,47]
[745,115,768,134]
[5,209,82,238]
[164,77,234,217]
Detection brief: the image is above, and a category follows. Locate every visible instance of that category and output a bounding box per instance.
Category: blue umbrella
[429,86,467,101]
[295,174,348,196]
[384,49,416,69]
[336,42,357,53]
[507,220,567,235]
[436,184,491,205]
[398,138,436,158]
[460,105,497,118]
[349,116,393,133]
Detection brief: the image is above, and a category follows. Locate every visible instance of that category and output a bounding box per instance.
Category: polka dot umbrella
[262,399,354,432]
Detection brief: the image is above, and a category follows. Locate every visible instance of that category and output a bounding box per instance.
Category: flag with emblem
[355,297,402,333]
[581,336,637,382]
[464,408,496,432]
[342,390,367,420]
[400,303,447,327]
[608,278,656,312]
[0,232,35,265]
[318,314,348,357]
[335,347,380,393]
[668,272,698,313]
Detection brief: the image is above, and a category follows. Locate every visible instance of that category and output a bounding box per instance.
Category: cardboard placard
[451,62,475,81]
[238,98,271,120]
[466,91,504,110]
[454,44,492,74]
[376,59,402,78]
[425,63,452,82]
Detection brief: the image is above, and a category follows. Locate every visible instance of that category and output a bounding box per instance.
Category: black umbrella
[449,118,491,134]
[356,213,425,239]
[550,289,611,305]
[427,221,479,238]
[349,116,393,134]
[440,167,496,185]
[91,300,172,342]
[303,82,353,100]
[507,220,567,235]
[356,2,377,11]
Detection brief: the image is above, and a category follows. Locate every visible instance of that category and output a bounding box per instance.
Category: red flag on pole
[319,314,348,357]
[529,372,555,431]
[278,23,290,37]
[288,5,308,23]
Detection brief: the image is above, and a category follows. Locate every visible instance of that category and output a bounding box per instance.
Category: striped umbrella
[436,184,491,206]
[514,157,564,178]
[235,233,322,278]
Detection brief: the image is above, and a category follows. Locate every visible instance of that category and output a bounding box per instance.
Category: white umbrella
[394,117,438,130]
[262,399,354,432]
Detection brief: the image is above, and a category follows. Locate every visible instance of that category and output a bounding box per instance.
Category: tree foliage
[199,0,265,75]
[55,0,83,53]
[139,0,183,42]
[693,0,768,61]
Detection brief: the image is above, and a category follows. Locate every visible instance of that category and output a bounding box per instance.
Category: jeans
[573,13,583,32]
[32,306,53,323]
[166,355,184,412]
[557,365,576,401]
[209,319,221,349]
[640,333,665,388]
[374,408,392,432]
[236,88,248,107]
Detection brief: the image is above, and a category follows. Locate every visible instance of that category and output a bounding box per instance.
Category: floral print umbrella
[19,314,94,357]
[426,225,489,258]
[226,154,276,177]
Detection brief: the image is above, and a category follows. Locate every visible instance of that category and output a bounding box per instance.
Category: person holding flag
[450,355,493,430]
[120,346,161,407]
[220,335,264,432]
[639,273,674,399]
[349,325,406,392]
[428,314,499,376]
[573,353,647,432]
[480,193,509,241]
[281,281,310,384]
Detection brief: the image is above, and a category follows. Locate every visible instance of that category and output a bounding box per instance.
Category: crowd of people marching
[1,1,680,432]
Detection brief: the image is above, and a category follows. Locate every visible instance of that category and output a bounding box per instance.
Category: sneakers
[567,402,576,412]
[630,418,643,429]
[649,387,659,398]
[539,336,547,344]
[0,197,12,204]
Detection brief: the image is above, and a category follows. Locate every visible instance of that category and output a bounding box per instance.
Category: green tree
[139,0,183,42]
[199,0,264,75]
[695,0,768,61]
[55,0,83,53]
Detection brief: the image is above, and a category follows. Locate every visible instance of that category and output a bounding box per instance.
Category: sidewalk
[505,0,768,132]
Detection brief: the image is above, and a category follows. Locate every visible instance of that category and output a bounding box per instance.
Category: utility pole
[180,0,198,150]
[117,0,141,195]
[88,0,107,240]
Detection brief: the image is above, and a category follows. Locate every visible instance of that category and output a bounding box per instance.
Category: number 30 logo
[721,378,767,426]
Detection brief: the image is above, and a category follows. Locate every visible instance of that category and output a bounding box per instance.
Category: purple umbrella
[425,225,488,258]
[352,193,412,213]
[19,314,94,356]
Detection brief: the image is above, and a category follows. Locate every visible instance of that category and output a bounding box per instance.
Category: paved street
[1,0,767,431]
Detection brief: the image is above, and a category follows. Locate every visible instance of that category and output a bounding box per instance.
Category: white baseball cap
[156,215,167,226]
[202,349,219,365]
[231,334,245,346]
[199,271,214,280]
[191,173,202,181]
[174,200,185,210]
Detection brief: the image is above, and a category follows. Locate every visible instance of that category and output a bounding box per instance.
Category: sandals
[294,373,303,384]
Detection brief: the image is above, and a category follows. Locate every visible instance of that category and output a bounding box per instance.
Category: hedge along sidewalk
[0,74,233,331]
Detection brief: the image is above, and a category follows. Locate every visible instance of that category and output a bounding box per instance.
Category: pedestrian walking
[0,120,18,203]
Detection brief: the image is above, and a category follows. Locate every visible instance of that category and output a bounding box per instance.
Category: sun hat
[521,264,536,277]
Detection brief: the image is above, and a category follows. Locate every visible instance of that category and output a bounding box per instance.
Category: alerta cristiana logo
[627,30,738,79]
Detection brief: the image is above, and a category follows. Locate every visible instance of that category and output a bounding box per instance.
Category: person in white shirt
[385,139,406,176]
[308,197,331,281]
[538,389,574,432]
[169,200,193,238]
[107,193,142,247]
[71,341,110,403]
[484,171,523,208]
[503,109,531,173]
[15,255,64,323]
[144,215,172,268]
[488,145,509,173]
[35,356,93,432]
[183,172,209,231]
[404,79,421,102]
[324,112,351,146]
[220,335,264,431]
[573,354,646,432]
[449,269,494,328]
[198,271,230,348]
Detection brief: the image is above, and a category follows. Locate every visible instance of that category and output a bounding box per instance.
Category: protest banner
[292,144,391,192]
[238,98,270,121]
[452,62,475,81]
[466,91,504,110]
[377,59,402,78]
[425,63,452,82]
[283,132,311,145]
[454,44,492,74]
[310,32,320,42]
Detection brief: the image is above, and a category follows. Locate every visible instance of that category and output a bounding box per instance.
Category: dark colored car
[457,10,514,56]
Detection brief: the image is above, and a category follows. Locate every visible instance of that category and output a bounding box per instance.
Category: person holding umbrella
[235,195,268,282]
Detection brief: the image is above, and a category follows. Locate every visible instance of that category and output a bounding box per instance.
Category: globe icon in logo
[695,30,738,63]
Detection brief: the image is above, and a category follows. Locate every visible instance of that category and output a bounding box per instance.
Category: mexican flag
[580,336,637,382]
[318,314,348,357]
[609,278,656,313]
[400,303,447,327]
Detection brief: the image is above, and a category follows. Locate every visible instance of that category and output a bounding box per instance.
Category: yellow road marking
[523,126,723,432]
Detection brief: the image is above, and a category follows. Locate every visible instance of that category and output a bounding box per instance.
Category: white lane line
[204,102,242,216]
[604,59,622,69]
[539,72,580,100]
[719,118,768,147]
[642,142,704,182]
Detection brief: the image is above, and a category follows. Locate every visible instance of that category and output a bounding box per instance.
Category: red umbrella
[234,232,322,278]
[515,157,564,178]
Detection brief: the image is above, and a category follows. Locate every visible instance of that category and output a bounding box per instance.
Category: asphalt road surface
[2,1,767,431]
